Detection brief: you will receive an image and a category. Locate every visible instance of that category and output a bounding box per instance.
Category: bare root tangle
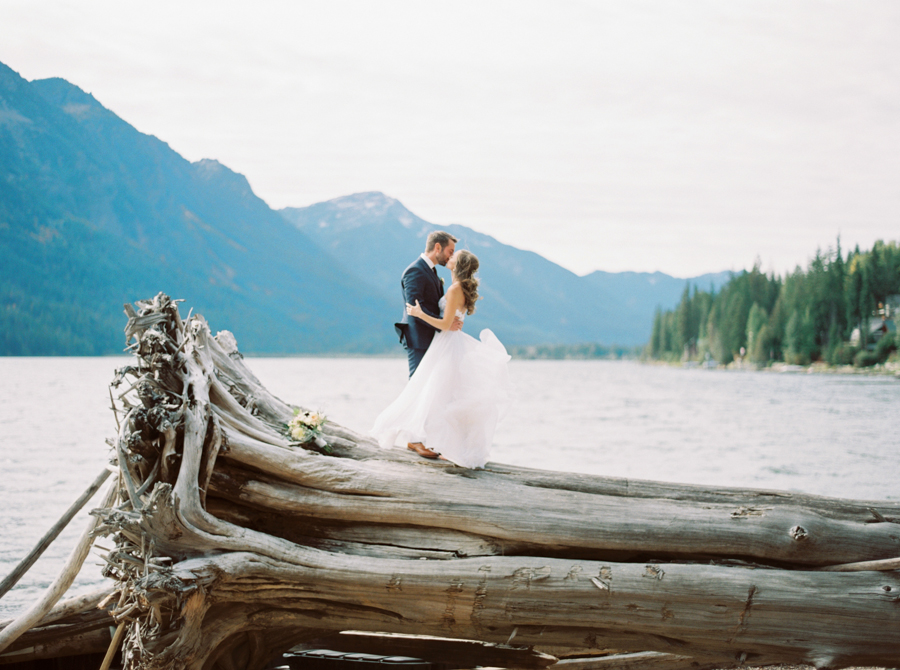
[8,293,898,670]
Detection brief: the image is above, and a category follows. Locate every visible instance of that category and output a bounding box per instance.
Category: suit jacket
[394,256,444,350]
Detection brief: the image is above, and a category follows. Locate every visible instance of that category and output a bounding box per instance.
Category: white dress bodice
[439,296,466,322]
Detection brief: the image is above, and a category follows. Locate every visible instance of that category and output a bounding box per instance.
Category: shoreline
[762,360,900,376]
[651,358,900,378]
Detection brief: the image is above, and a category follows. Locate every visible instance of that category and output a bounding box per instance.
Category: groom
[395,230,462,376]
[395,231,462,458]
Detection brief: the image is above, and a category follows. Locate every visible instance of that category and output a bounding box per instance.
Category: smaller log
[307,631,558,669]
[817,555,900,572]
[0,467,112,599]
[0,627,110,666]
[6,584,115,629]
[0,477,117,654]
[0,610,113,665]
[551,651,722,670]
[99,622,126,670]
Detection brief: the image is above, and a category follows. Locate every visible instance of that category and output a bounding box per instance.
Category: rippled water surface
[1,356,898,617]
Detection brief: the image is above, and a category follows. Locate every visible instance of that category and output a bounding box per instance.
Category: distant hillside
[580,269,732,342]
[1,58,729,355]
[281,193,730,346]
[0,62,395,354]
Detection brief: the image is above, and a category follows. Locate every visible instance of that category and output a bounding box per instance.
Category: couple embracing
[371,231,511,468]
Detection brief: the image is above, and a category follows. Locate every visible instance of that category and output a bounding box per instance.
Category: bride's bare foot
[407,442,439,459]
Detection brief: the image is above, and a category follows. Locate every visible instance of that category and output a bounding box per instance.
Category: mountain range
[280,194,729,346]
[0,60,729,355]
[0,61,395,354]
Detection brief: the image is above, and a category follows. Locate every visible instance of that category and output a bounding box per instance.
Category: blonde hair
[454,250,480,315]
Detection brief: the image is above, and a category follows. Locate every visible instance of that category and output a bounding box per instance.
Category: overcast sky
[2,1,898,277]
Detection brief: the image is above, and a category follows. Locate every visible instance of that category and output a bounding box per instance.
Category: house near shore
[887,294,900,321]
[850,295,900,349]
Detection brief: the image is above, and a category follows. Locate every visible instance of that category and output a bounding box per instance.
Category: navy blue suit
[394,257,444,377]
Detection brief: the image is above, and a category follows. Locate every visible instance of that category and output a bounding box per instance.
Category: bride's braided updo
[454,250,480,315]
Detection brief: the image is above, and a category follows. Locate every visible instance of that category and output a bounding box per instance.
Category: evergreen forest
[646,240,900,368]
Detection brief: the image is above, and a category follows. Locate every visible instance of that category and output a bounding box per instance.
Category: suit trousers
[406,347,428,378]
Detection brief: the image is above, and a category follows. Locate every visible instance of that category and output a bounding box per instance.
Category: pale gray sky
[2,1,898,276]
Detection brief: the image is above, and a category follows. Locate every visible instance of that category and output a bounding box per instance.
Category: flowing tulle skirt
[371,329,512,468]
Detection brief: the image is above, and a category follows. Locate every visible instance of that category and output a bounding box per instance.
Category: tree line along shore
[646,239,900,369]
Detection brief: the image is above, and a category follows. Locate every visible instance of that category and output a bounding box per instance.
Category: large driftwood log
[2,293,899,670]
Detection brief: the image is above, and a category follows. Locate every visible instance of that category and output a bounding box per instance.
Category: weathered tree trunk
[2,293,899,670]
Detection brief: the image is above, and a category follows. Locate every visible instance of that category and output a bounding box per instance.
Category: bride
[371,250,511,468]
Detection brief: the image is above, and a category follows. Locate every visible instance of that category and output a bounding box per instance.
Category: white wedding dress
[371,297,512,468]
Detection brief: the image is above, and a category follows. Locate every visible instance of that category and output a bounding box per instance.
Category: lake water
[1,356,898,618]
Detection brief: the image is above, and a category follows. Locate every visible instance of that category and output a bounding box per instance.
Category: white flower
[287,408,327,443]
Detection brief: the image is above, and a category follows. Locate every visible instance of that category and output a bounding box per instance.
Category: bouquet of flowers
[287,409,327,446]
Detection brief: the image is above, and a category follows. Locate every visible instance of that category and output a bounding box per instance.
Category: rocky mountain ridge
[1,60,727,354]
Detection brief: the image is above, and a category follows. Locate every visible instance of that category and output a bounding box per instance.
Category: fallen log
[0,586,116,665]
[0,468,112,601]
[0,476,117,653]
[306,632,558,669]
[0,609,113,665]
[550,651,721,670]
[2,293,898,670]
